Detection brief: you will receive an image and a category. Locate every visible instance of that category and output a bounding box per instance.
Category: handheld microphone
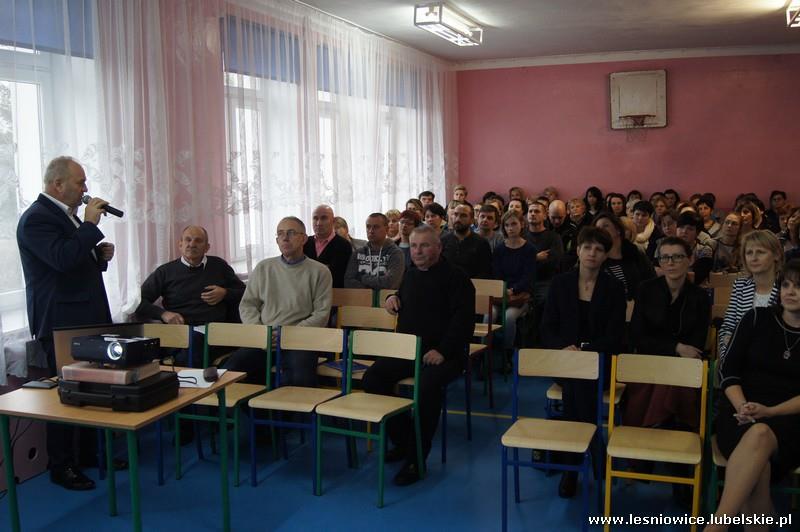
[82,195,124,218]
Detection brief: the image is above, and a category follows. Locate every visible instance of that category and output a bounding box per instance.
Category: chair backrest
[711,304,727,321]
[377,289,397,305]
[338,306,396,331]
[615,353,704,388]
[206,322,270,349]
[625,300,635,323]
[350,330,418,361]
[142,323,191,349]
[472,278,504,298]
[475,294,493,315]
[708,272,742,289]
[280,325,345,353]
[713,285,733,306]
[332,288,374,308]
[517,349,599,380]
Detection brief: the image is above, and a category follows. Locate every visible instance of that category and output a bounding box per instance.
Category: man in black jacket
[440,202,492,278]
[362,224,475,486]
[303,204,352,288]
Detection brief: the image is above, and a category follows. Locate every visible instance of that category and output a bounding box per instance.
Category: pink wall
[457,54,800,209]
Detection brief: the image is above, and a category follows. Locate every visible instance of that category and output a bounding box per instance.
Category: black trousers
[362,357,463,462]
[221,347,319,387]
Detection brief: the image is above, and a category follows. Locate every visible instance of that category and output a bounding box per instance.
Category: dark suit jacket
[540,269,626,354]
[303,233,352,288]
[16,194,112,340]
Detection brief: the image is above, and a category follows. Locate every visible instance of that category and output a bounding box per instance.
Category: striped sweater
[717,277,779,362]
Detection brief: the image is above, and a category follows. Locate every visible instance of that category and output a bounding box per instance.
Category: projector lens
[106,341,123,361]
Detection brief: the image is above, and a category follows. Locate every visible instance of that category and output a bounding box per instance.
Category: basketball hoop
[619,114,655,129]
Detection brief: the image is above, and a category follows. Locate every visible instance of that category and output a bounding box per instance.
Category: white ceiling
[298,0,800,64]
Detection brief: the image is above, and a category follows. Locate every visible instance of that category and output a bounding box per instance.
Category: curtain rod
[290,0,407,46]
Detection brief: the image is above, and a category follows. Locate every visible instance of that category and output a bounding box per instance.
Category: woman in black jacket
[625,237,711,431]
[594,211,656,300]
[540,226,627,498]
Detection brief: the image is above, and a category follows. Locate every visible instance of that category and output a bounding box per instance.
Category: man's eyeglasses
[723,220,740,226]
[657,254,688,264]
[276,230,302,238]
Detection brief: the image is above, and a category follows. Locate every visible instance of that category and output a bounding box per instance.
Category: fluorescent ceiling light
[788,0,800,27]
[414,3,483,47]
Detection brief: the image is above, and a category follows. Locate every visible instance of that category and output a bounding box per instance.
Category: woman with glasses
[593,212,655,301]
[540,226,626,498]
[713,213,743,273]
[625,236,710,432]
[707,260,800,532]
[718,230,784,362]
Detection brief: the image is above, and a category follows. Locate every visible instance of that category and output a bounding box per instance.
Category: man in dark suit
[16,156,115,490]
[303,204,352,288]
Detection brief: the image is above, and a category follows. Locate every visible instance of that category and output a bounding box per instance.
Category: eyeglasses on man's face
[276,229,303,239]
[657,253,688,264]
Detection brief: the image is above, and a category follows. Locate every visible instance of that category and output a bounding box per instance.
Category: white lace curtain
[0,0,456,345]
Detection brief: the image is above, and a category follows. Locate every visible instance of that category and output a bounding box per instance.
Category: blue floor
[1,373,794,531]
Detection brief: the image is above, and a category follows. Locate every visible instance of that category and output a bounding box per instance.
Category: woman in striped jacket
[718,231,784,362]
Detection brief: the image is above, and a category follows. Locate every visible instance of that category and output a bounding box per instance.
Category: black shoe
[558,471,577,498]
[384,446,406,464]
[393,461,422,487]
[50,464,96,491]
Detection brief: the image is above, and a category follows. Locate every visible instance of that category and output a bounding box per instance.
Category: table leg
[126,431,141,532]
[1,415,20,532]
[106,429,117,516]
[217,388,230,532]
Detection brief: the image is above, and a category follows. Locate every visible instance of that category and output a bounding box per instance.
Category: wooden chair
[141,323,193,486]
[247,326,344,491]
[603,354,708,532]
[175,322,270,487]
[377,289,397,304]
[315,330,423,507]
[331,287,374,308]
[501,349,603,532]
[472,278,506,409]
[713,285,733,307]
[708,271,743,289]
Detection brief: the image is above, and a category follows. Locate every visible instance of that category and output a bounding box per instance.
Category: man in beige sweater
[222,216,332,386]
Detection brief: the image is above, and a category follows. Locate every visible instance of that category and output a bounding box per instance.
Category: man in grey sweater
[343,213,405,290]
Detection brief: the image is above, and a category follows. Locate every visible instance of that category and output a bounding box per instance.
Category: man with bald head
[137,225,245,364]
[549,199,577,270]
[303,204,352,288]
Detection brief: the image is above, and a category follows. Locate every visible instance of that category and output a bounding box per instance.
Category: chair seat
[469,343,487,357]
[193,383,266,408]
[607,426,701,465]
[501,418,597,454]
[546,382,627,405]
[315,392,413,423]
[248,386,341,413]
[473,323,502,338]
[317,358,374,380]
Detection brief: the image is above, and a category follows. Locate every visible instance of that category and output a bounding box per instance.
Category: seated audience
[785,209,800,262]
[223,217,332,386]
[362,225,474,486]
[476,203,504,251]
[712,212,742,272]
[676,211,714,285]
[486,195,506,218]
[452,184,468,202]
[625,237,710,434]
[405,198,424,219]
[549,199,577,270]
[334,216,367,251]
[344,213,404,290]
[568,197,589,229]
[540,226,626,498]
[718,230,783,362]
[446,200,462,230]
[652,196,668,224]
[736,200,762,236]
[506,198,527,217]
[397,209,422,267]
[491,211,537,351]
[542,186,558,203]
[696,194,721,238]
[304,205,353,288]
[626,189,643,204]
[663,188,680,210]
[605,193,627,218]
[136,225,245,366]
[440,202,492,279]
[594,212,655,301]
[632,200,662,258]
[708,260,800,532]
[625,198,638,219]
[508,186,525,202]
[418,190,435,207]
[386,209,401,243]
[423,202,447,236]
[584,186,603,218]
[658,209,679,239]
[526,201,564,305]
[763,189,787,233]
